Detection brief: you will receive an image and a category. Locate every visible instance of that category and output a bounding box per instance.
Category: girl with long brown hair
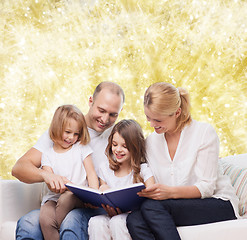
[88,119,155,240]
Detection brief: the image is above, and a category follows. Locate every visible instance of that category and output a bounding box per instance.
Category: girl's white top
[98,162,153,188]
[41,142,92,204]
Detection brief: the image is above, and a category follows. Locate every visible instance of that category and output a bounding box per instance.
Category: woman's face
[144,106,180,134]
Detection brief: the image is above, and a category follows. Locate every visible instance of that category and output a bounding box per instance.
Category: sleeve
[33,130,53,153]
[194,124,220,198]
[41,152,53,168]
[98,162,108,183]
[80,143,93,162]
[140,163,154,182]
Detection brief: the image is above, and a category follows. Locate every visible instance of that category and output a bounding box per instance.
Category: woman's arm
[84,154,99,190]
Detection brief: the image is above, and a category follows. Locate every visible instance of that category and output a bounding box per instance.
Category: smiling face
[86,88,123,133]
[111,132,131,165]
[56,118,80,150]
[144,106,181,135]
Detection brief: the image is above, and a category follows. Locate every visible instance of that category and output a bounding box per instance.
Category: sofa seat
[1,153,247,240]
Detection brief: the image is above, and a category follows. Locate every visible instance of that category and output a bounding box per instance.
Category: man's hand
[41,170,70,194]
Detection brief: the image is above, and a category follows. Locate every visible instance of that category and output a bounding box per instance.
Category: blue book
[66,182,146,213]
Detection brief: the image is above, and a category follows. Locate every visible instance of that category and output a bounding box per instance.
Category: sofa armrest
[0,180,43,224]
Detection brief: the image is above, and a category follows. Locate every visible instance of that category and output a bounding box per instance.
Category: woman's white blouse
[146,120,240,218]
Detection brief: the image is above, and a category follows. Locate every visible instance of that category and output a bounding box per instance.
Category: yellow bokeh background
[1,0,247,179]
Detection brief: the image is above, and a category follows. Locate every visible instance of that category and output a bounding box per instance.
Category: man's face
[86,89,123,133]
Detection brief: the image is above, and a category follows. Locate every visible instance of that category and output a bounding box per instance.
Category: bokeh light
[1,0,247,179]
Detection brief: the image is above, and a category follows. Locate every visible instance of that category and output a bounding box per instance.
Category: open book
[66,182,146,213]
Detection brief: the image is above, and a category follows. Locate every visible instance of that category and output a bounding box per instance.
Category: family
[12,81,239,240]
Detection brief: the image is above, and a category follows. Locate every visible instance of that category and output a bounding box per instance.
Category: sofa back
[0,180,43,225]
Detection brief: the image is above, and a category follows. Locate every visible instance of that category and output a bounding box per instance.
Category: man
[12,81,125,240]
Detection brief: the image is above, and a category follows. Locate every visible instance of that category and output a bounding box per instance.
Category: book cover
[66,182,146,213]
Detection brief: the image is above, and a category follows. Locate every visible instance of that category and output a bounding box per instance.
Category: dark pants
[127,198,237,240]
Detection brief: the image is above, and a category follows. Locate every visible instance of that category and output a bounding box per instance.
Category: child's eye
[112,143,117,147]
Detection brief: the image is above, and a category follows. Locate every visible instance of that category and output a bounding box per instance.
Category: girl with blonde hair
[39,104,99,240]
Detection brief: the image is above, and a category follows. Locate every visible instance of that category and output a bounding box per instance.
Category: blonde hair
[49,104,90,145]
[105,119,146,184]
[144,82,192,132]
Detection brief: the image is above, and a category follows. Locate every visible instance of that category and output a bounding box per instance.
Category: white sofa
[1,154,247,240]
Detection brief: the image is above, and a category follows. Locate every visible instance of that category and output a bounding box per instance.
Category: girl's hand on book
[99,184,110,192]
[42,171,68,194]
[102,204,122,217]
[83,203,98,209]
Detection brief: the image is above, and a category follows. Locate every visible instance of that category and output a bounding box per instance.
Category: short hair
[49,104,90,145]
[93,81,125,103]
[105,119,146,184]
[144,82,192,132]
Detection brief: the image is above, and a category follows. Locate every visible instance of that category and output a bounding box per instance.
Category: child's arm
[84,154,99,190]
[99,178,110,192]
[144,176,155,188]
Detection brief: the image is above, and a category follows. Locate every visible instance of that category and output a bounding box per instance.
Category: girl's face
[57,118,80,150]
[144,106,180,134]
[111,132,131,164]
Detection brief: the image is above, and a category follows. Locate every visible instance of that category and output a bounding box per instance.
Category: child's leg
[109,213,132,240]
[56,191,84,228]
[88,215,111,240]
[40,200,59,240]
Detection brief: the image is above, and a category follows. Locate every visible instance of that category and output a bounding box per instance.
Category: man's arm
[12,147,44,183]
[12,147,67,193]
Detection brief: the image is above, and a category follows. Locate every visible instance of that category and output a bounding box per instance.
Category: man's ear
[89,96,93,107]
[175,107,181,118]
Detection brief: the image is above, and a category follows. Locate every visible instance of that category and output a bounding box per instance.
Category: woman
[126,82,239,240]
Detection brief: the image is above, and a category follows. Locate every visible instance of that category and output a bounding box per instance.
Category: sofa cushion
[220,156,247,217]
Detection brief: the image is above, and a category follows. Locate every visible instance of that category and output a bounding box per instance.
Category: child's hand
[101,204,122,217]
[42,171,68,194]
[99,184,110,192]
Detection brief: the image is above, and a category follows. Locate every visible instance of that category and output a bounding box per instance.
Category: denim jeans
[16,207,106,240]
[127,198,237,240]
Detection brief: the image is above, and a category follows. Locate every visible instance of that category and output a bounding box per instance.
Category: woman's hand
[138,183,174,200]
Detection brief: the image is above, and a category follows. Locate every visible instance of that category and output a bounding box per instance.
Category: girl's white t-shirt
[98,162,153,188]
[146,119,240,218]
[41,142,92,204]
[34,127,112,174]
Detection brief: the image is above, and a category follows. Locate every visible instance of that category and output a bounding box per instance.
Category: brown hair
[93,81,125,103]
[144,82,192,132]
[105,119,146,184]
[49,104,90,145]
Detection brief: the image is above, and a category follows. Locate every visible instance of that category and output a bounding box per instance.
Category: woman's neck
[165,130,181,161]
